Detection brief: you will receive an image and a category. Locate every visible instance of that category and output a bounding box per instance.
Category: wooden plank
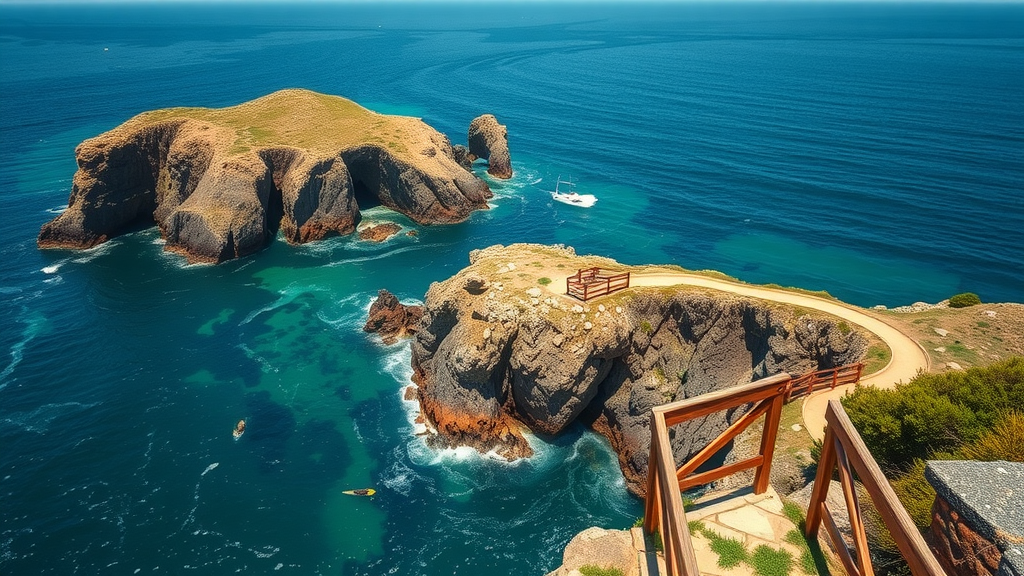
[825,400,946,576]
[834,439,875,576]
[753,393,784,494]
[679,455,763,491]
[656,373,791,426]
[822,502,863,576]
[805,425,837,536]
[676,398,772,479]
[652,414,699,576]
[643,427,661,536]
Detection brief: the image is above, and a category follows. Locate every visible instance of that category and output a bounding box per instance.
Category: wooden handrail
[644,373,791,575]
[786,362,864,402]
[566,268,630,301]
[805,400,947,576]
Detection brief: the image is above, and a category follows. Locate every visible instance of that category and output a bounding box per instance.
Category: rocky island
[38,89,511,263]
[406,244,867,495]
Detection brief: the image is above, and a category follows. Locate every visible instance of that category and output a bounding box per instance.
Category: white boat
[550,176,597,208]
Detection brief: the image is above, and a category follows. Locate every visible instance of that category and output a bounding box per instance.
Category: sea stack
[38,89,494,263]
[467,114,513,179]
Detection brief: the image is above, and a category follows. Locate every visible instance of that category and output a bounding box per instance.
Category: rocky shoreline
[402,244,867,495]
[38,89,513,263]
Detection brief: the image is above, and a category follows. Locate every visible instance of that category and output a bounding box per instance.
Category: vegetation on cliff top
[843,356,1024,527]
[133,89,424,157]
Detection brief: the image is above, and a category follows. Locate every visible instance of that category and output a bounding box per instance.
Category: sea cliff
[408,244,867,495]
[38,89,499,263]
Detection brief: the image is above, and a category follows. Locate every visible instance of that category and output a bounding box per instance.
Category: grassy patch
[782,501,805,527]
[538,277,552,286]
[709,535,748,568]
[640,320,653,334]
[749,544,794,576]
[863,342,892,375]
[579,566,624,576]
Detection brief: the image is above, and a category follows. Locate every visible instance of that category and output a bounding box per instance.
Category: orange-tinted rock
[358,222,402,243]
[363,289,423,345]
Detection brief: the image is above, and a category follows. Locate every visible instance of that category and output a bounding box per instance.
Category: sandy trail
[598,272,931,440]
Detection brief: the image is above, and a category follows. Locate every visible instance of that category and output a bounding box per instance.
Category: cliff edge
[410,244,867,495]
[38,89,494,263]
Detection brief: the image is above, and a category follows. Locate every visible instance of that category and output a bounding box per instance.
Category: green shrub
[579,566,624,576]
[949,292,982,308]
[640,320,652,334]
[538,277,552,286]
[890,459,937,528]
[957,410,1024,462]
[842,357,1024,472]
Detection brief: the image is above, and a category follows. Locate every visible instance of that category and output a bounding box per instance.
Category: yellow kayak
[342,488,376,497]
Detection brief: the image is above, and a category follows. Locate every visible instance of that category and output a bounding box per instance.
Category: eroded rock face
[38,90,494,263]
[467,114,512,179]
[364,289,424,345]
[411,244,867,495]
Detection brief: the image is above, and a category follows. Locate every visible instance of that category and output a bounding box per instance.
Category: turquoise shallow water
[1,3,1022,575]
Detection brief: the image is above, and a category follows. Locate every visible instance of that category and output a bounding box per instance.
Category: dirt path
[622,273,931,440]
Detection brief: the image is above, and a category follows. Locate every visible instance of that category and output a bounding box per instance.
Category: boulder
[358,222,402,243]
[363,289,424,345]
[545,527,637,576]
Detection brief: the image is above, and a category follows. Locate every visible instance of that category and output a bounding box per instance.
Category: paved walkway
[626,272,931,440]
[631,486,804,576]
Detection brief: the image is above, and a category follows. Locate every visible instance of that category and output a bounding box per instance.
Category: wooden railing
[642,363,948,576]
[806,399,946,576]
[644,373,793,576]
[566,268,630,301]
[785,362,864,402]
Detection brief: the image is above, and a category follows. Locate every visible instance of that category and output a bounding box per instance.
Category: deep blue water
[1,3,1022,575]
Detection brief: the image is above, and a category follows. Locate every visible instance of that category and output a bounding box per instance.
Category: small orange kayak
[342,488,376,497]
[232,419,246,439]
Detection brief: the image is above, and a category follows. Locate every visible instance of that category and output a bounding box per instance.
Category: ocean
[1,3,1022,574]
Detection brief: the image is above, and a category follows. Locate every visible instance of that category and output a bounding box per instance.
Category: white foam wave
[201,462,219,476]
[380,343,413,384]
[0,311,47,389]
[43,275,63,285]
[380,453,415,496]
[45,204,68,214]
[321,243,448,268]
[240,283,324,326]
[0,286,22,295]
[1,401,100,433]
[236,343,279,374]
[41,263,62,274]
[315,292,371,330]
[70,239,119,264]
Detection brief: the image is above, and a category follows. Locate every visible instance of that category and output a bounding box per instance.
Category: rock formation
[358,222,402,243]
[410,244,867,495]
[38,89,493,263]
[364,289,424,345]
[467,114,512,179]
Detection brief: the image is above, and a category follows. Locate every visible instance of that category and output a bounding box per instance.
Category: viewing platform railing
[566,267,630,301]
[642,364,945,576]
[785,362,864,402]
